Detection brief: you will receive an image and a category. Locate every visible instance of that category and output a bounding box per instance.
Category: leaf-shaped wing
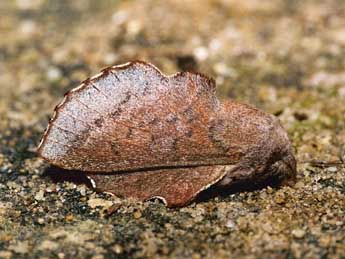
[38,61,227,172]
[38,61,277,172]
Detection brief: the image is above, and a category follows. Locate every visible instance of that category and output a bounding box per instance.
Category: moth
[37,61,296,207]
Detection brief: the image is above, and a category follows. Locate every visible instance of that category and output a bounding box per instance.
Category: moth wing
[38,61,232,172]
[86,165,233,207]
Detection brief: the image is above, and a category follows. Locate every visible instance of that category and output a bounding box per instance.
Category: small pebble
[327,167,337,172]
[193,46,209,61]
[45,185,56,193]
[294,181,305,189]
[46,67,62,82]
[88,198,113,209]
[65,214,74,221]
[133,211,142,219]
[292,228,306,238]
[38,240,58,251]
[225,219,235,229]
[266,186,273,194]
[37,218,45,225]
[19,20,38,37]
[34,190,45,201]
[274,192,286,204]
[111,244,123,254]
[78,186,86,196]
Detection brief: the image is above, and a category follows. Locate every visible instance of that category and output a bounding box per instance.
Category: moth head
[267,149,297,187]
[216,115,297,190]
[264,116,297,187]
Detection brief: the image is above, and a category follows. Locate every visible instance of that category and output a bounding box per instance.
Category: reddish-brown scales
[37,61,297,207]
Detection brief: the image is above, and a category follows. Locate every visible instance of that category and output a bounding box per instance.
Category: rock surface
[0,1,344,258]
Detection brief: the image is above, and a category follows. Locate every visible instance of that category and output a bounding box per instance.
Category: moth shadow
[42,166,93,187]
[196,175,284,204]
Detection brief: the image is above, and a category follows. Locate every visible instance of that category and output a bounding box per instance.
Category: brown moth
[37,61,296,207]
